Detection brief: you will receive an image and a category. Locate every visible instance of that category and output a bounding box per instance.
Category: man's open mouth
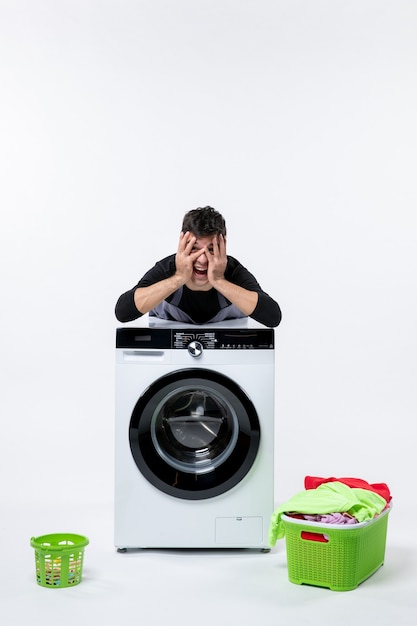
[193,267,207,277]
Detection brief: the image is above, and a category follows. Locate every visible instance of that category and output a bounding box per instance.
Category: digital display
[134,334,152,342]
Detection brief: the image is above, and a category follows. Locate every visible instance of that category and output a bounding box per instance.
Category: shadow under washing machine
[115,319,275,551]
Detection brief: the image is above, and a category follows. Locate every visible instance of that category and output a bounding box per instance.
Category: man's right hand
[174,231,201,284]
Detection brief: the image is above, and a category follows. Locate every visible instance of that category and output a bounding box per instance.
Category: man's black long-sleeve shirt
[115,254,281,328]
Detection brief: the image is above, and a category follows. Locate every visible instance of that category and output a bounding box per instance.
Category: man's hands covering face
[175,231,227,287]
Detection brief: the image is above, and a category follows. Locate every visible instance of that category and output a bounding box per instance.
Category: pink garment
[303,512,358,525]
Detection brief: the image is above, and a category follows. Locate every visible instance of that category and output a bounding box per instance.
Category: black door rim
[129,368,261,500]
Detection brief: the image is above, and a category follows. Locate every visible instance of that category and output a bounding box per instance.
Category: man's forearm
[134,275,184,314]
[212,278,258,316]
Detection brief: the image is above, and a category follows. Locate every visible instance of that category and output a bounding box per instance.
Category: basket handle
[301,530,329,543]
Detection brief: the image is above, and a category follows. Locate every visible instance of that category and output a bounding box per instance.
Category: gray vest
[149,287,247,324]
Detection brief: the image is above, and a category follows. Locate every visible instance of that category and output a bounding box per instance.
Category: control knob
[187,340,203,358]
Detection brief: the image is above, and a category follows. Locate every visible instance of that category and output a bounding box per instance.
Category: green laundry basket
[281,506,391,591]
[30,533,89,588]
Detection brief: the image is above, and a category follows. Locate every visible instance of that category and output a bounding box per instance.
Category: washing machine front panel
[115,323,275,549]
[129,368,260,500]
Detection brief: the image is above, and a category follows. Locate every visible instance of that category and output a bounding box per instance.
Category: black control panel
[116,327,274,350]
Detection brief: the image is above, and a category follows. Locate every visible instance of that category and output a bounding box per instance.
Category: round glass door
[129,369,260,499]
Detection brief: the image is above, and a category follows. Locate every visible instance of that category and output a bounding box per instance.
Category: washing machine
[115,318,275,551]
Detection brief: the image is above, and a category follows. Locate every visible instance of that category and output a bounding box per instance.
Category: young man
[115,206,281,327]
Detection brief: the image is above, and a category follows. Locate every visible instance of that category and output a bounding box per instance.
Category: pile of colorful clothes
[269,476,392,547]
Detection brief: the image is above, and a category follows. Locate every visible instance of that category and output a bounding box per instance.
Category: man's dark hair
[182,206,227,237]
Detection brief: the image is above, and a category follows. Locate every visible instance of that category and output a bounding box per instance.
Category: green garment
[269,481,387,546]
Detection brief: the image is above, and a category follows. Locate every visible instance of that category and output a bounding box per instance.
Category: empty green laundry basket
[30,533,89,588]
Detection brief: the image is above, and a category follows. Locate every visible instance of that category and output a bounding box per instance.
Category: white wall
[1,1,416,519]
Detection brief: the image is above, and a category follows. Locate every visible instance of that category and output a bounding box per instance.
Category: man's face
[189,234,215,287]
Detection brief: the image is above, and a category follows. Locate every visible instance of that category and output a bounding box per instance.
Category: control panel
[116,327,274,350]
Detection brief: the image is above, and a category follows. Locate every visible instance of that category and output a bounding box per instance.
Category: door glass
[151,385,238,473]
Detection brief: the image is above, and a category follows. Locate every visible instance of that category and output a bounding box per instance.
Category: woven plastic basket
[30,533,89,588]
[281,506,390,591]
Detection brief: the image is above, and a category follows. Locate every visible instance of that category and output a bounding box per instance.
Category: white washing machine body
[115,319,275,550]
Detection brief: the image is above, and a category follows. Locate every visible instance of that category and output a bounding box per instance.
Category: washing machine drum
[129,368,261,500]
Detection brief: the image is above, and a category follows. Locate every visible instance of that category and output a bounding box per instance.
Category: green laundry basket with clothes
[30,533,89,588]
[281,506,391,591]
[269,480,391,591]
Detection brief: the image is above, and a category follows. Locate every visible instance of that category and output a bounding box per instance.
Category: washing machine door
[129,368,260,500]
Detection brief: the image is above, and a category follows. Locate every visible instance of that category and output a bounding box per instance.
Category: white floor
[2,496,416,626]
